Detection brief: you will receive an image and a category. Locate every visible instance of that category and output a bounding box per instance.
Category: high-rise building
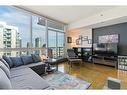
[35,37,42,48]
[35,37,42,55]
[0,21,20,57]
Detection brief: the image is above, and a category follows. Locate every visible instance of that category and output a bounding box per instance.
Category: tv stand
[93,51,117,68]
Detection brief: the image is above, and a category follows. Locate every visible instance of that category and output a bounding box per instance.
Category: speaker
[107,77,121,89]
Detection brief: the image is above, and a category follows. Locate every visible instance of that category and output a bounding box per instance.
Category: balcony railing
[0,47,64,58]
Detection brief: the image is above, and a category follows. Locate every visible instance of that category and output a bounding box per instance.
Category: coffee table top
[46,58,57,62]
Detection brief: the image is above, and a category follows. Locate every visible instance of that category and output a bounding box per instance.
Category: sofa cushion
[10,62,45,71]
[10,57,24,67]
[10,68,50,89]
[0,68,12,89]
[0,61,10,78]
[10,68,35,78]
[0,58,10,69]
[21,56,34,65]
[2,56,13,68]
[31,54,42,63]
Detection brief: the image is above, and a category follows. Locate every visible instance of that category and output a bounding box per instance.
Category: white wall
[68,7,127,30]
[67,28,92,49]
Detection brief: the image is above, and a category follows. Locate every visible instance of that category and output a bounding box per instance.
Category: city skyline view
[0,6,65,58]
[0,6,31,47]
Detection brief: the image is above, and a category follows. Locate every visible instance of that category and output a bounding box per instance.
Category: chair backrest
[67,49,76,58]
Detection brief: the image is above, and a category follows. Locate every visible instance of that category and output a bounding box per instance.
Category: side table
[45,58,58,73]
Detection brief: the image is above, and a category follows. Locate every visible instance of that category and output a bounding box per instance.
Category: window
[48,30,57,58]
[0,6,65,58]
[0,6,31,56]
[47,20,65,58]
[57,32,65,58]
[32,16,46,56]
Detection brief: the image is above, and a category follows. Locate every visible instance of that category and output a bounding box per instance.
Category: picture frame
[88,39,92,44]
[76,38,82,45]
[79,35,82,39]
[76,39,80,45]
[67,37,72,43]
[82,36,88,41]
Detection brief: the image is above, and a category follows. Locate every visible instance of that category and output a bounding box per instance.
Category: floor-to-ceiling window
[32,16,46,56]
[48,30,57,58]
[0,6,31,57]
[47,20,65,59]
[57,32,64,58]
[0,6,65,58]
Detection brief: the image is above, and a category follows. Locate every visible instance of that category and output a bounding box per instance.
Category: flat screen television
[98,34,119,44]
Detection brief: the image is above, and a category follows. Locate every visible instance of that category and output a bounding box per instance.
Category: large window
[0,6,31,57]
[48,30,57,58]
[32,16,46,55]
[0,6,65,58]
[57,32,64,58]
[47,20,65,58]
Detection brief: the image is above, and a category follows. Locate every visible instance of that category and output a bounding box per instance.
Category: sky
[0,6,64,47]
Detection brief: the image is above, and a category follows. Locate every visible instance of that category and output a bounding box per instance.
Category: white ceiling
[19,6,116,24]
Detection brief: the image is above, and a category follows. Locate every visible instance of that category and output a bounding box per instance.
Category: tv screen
[99,34,119,44]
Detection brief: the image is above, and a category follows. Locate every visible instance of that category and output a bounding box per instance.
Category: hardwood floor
[58,62,127,89]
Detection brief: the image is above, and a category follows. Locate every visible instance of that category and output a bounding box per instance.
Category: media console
[92,51,117,68]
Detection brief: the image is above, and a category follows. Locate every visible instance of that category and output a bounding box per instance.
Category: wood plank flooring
[58,62,127,89]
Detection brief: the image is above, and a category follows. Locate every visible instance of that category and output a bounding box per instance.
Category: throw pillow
[0,58,10,69]
[2,56,13,68]
[31,54,42,63]
[10,57,24,67]
[21,55,34,65]
[0,61,10,79]
[0,68,12,89]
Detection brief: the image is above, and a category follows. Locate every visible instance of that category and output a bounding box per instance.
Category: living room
[0,2,127,95]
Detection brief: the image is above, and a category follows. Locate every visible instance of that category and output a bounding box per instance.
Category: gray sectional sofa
[0,54,51,89]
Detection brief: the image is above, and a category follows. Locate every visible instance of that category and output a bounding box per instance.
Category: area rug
[42,71,91,90]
